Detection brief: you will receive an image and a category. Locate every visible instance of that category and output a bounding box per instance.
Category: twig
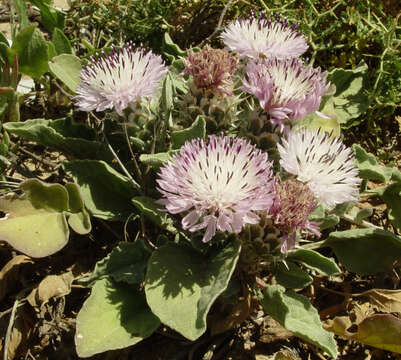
[317,286,351,297]
[123,123,142,181]
[103,134,141,191]
[3,298,19,360]
[0,300,25,320]
[257,0,269,12]
[52,79,75,99]
[301,239,329,250]
[199,0,236,47]
[341,213,381,229]
[140,215,158,250]
[91,111,141,191]
[123,213,139,242]
[98,219,122,242]
[14,142,60,169]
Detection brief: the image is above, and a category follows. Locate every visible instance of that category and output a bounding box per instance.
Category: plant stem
[3,298,18,360]
[340,213,381,229]
[123,123,142,181]
[301,239,328,250]
[104,134,141,191]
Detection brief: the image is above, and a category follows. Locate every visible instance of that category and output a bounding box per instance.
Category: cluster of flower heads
[72,13,362,252]
[220,13,330,132]
[157,131,360,249]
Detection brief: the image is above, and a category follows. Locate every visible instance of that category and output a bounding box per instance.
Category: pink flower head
[242,59,329,131]
[75,43,168,115]
[278,128,361,209]
[221,14,308,60]
[157,135,274,242]
[182,45,238,95]
[269,179,320,252]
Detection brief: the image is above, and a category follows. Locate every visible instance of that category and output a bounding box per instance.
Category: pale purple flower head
[157,135,274,242]
[75,43,168,115]
[269,179,320,252]
[221,14,308,60]
[242,59,329,131]
[242,59,330,129]
[182,45,238,95]
[277,128,361,209]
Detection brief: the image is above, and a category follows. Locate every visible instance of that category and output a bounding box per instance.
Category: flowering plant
[1,10,400,360]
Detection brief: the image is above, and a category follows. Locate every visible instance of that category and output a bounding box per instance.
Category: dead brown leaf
[323,316,353,338]
[352,314,401,354]
[0,255,34,302]
[255,351,300,360]
[350,302,376,324]
[355,289,401,315]
[210,288,256,335]
[7,306,35,360]
[259,317,293,343]
[27,271,74,308]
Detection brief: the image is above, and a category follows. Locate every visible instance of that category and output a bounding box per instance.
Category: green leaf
[161,72,174,115]
[80,241,150,287]
[296,85,340,136]
[308,205,340,230]
[353,144,393,182]
[162,32,186,59]
[14,0,30,31]
[262,285,338,358]
[65,182,84,213]
[327,228,401,275]
[274,261,313,289]
[171,115,206,149]
[145,239,241,340]
[132,196,176,233]
[376,183,401,233]
[52,28,73,55]
[65,183,91,235]
[48,54,82,92]
[20,178,69,212]
[11,25,49,78]
[0,32,9,48]
[47,41,57,60]
[287,249,340,276]
[75,278,160,358]
[29,0,65,32]
[139,151,176,169]
[328,62,370,124]
[67,212,91,235]
[351,207,373,225]
[0,179,70,257]
[64,160,137,221]
[3,117,110,160]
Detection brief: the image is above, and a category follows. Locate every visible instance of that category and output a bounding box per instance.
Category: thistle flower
[221,14,308,60]
[182,45,238,95]
[75,43,168,115]
[269,179,320,252]
[157,135,274,242]
[242,59,329,130]
[277,128,361,209]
